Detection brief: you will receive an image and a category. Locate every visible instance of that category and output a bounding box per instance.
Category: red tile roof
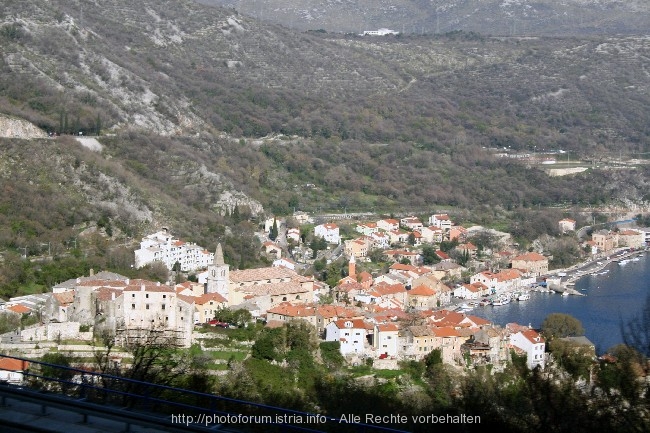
[7,304,31,314]
[0,358,28,371]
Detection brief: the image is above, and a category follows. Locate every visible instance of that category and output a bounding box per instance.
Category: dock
[548,281,585,296]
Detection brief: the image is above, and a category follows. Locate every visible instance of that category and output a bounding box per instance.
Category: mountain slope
[196,0,650,36]
[0,0,650,259]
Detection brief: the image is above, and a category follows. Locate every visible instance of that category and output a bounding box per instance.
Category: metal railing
[0,353,412,433]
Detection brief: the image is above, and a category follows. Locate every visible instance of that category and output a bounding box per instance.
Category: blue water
[472,252,650,355]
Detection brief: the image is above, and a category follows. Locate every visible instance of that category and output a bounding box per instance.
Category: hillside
[0,0,649,263]
[196,0,650,36]
[2,1,650,151]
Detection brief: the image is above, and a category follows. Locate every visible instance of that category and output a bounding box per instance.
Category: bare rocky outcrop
[0,115,47,139]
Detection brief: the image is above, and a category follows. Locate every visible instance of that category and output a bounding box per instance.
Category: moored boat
[517,292,531,301]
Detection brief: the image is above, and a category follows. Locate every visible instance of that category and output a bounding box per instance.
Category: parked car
[208,319,229,328]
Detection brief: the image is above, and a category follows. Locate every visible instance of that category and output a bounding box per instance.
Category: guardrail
[0,353,411,433]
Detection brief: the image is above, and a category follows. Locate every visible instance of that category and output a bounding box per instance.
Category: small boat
[492,294,511,306]
[517,292,531,301]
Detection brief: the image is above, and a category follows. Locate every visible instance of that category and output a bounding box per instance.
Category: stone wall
[21,322,81,342]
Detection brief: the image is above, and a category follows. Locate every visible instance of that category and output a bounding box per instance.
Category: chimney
[125,279,130,285]
[111,292,115,301]
[141,284,145,291]
[156,281,160,286]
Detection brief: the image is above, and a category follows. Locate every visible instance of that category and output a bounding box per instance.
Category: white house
[558,218,577,233]
[314,223,341,245]
[420,226,445,244]
[325,319,369,355]
[470,269,522,294]
[374,323,399,358]
[453,282,488,300]
[362,28,399,36]
[429,214,452,231]
[286,228,301,243]
[134,228,213,272]
[273,257,296,271]
[400,216,423,231]
[371,231,390,249]
[356,222,379,236]
[377,219,399,232]
[510,329,546,369]
[0,357,29,385]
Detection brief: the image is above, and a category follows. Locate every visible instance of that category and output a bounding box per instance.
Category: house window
[146,294,149,299]
[131,304,135,309]
[387,336,392,339]
[282,297,287,301]
[132,294,135,298]
[146,304,150,309]
[162,304,166,310]
[163,295,166,299]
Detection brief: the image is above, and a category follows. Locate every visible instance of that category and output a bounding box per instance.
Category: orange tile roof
[94,287,124,301]
[230,266,301,283]
[521,329,545,344]
[373,282,407,296]
[376,323,399,332]
[333,319,372,330]
[195,293,228,305]
[390,263,417,272]
[316,305,361,319]
[177,294,196,305]
[7,304,31,314]
[496,269,522,282]
[408,285,436,296]
[53,291,75,305]
[431,326,461,337]
[465,315,492,327]
[512,252,547,262]
[0,358,29,371]
[267,302,316,317]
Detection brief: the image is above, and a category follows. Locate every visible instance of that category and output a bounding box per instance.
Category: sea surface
[471,252,650,355]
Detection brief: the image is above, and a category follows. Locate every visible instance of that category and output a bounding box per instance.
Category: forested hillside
[0,0,649,284]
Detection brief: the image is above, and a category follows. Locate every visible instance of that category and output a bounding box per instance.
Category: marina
[472,250,650,354]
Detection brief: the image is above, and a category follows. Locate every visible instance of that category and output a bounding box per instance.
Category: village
[1,211,649,381]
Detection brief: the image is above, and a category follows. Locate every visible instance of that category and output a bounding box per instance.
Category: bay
[471,251,650,355]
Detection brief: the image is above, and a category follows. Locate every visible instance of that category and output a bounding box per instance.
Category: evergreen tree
[269,218,278,241]
[95,114,102,136]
